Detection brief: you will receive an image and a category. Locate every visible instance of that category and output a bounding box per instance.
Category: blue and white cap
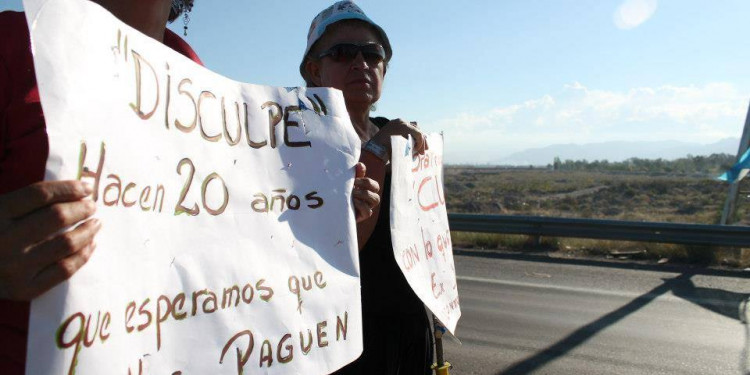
[300,1,392,78]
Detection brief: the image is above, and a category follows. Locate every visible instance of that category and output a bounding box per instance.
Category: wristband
[363,139,390,165]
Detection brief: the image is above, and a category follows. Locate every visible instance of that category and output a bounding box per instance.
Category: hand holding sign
[0,180,100,300]
[352,163,380,223]
[369,118,428,162]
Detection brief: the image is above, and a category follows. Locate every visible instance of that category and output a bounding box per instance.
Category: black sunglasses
[317,43,386,64]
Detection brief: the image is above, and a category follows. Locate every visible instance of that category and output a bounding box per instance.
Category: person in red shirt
[0,2,382,373]
[0,1,201,372]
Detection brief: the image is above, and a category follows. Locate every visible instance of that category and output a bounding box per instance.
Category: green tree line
[550,153,736,174]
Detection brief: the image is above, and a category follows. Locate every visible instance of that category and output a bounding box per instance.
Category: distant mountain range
[497,138,740,166]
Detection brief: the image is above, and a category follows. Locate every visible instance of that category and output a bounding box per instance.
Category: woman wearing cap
[0,1,201,372]
[301,2,432,374]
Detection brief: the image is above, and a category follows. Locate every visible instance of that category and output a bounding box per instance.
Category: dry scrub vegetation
[445,167,750,267]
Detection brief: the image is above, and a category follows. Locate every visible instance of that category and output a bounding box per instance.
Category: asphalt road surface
[443,250,750,375]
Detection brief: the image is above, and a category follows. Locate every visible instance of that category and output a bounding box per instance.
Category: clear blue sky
[4,0,750,163]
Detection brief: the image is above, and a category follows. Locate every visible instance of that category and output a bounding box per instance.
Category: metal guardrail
[448,214,750,248]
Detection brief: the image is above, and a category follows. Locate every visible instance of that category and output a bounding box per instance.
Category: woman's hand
[352,162,380,223]
[369,118,428,162]
[0,180,101,300]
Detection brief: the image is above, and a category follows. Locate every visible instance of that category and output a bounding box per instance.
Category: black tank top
[359,117,426,316]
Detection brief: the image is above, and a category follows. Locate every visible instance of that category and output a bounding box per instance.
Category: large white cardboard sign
[24,0,363,374]
[389,135,461,333]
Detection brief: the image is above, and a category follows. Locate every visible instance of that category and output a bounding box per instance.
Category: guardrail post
[720,100,750,225]
[531,235,542,247]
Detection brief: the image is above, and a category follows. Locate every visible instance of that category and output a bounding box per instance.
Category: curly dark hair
[168,0,194,23]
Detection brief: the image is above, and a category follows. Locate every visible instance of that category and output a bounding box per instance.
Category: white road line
[456,275,683,302]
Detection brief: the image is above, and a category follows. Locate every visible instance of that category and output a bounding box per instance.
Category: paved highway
[443,250,750,375]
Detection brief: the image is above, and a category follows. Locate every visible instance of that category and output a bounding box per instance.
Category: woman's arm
[356,119,427,250]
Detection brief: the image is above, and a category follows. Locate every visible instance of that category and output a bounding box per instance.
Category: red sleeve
[0,11,42,374]
[0,33,9,169]
[0,11,48,195]
[163,28,204,66]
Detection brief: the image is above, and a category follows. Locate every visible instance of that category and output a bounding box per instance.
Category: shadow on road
[494,271,750,375]
[671,279,750,375]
